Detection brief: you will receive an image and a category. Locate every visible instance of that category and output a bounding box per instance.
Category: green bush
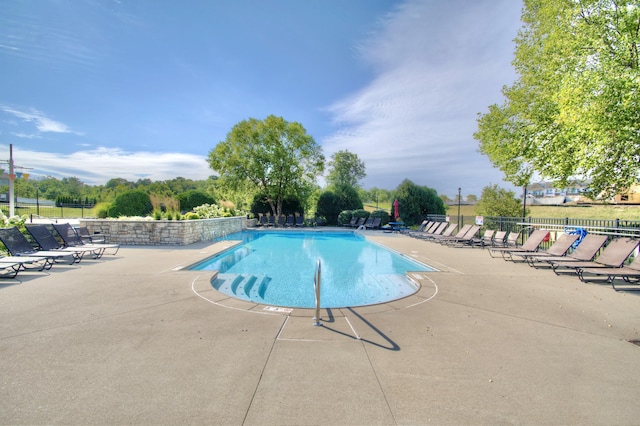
[316,191,341,225]
[394,179,446,226]
[177,190,216,212]
[334,184,363,211]
[338,210,352,225]
[369,209,390,226]
[94,202,111,219]
[108,189,153,218]
[184,212,200,220]
[338,209,369,226]
[251,193,304,216]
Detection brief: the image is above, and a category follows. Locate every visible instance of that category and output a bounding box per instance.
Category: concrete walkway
[1,230,639,425]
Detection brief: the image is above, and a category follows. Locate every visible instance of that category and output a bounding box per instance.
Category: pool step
[369,274,418,300]
[213,273,271,303]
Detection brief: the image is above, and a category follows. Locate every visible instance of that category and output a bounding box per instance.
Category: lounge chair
[344,217,358,227]
[362,217,375,229]
[26,224,103,260]
[424,222,449,237]
[266,215,275,227]
[0,255,51,276]
[407,220,429,234]
[488,229,550,259]
[499,231,520,248]
[0,227,77,266]
[430,224,472,243]
[294,215,304,227]
[276,215,286,227]
[256,215,268,227]
[443,225,482,247]
[473,229,495,248]
[406,221,436,237]
[510,232,580,262]
[352,217,366,229]
[365,217,382,230]
[285,215,295,227]
[0,260,23,278]
[550,237,640,276]
[417,223,457,240]
[76,226,106,243]
[580,255,640,290]
[521,234,609,268]
[491,230,507,247]
[404,220,433,234]
[52,223,120,255]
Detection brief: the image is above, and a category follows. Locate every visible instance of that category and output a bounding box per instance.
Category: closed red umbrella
[393,199,399,220]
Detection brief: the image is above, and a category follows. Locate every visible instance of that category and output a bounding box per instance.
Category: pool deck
[1,229,639,425]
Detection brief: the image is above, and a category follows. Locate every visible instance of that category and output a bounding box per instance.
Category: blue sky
[0,0,523,198]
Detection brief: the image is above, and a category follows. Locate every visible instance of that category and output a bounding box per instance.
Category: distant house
[613,184,640,204]
[526,181,588,201]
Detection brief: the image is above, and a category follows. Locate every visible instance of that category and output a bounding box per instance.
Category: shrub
[251,193,304,216]
[394,179,446,226]
[334,184,363,211]
[369,209,391,226]
[338,210,353,225]
[108,189,153,217]
[316,191,341,225]
[184,212,200,220]
[177,190,216,212]
[191,203,248,219]
[93,202,111,219]
[0,212,27,229]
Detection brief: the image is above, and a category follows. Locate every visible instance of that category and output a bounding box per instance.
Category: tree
[316,191,341,225]
[208,115,324,218]
[475,0,640,198]
[315,185,363,225]
[394,179,446,226]
[474,184,526,218]
[326,150,366,188]
[177,190,216,212]
[108,189,153,217]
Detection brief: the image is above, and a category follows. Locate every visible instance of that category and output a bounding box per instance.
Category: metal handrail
[313,259,322,326]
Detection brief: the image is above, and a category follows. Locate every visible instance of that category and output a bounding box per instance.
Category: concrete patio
[1,230,639,425]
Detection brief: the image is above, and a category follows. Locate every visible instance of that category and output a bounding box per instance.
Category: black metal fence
[1,202,95,220]
[427,214,640,244]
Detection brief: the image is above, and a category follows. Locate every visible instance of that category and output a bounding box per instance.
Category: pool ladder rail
[313,259,322,326]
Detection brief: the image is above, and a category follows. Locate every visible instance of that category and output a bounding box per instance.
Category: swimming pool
[189,230,434,308]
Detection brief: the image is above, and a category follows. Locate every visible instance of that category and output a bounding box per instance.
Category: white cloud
[3,146,213,185]
[0,105,82,134]
[322,0,522,197]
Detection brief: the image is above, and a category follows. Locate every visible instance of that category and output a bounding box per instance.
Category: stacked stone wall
[79,216,252,245]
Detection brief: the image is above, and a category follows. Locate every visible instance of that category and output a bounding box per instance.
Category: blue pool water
[190,230,434,308]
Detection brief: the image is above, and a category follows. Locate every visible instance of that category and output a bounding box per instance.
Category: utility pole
[3,145,32,217]
[9,144,14,217]
[457,187,462,228]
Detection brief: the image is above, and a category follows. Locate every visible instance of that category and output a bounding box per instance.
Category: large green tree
[394,179,446,226]
[326,150,366,188]
[474,184,526,218]
[207,115,325,217]
[475,0,640,198]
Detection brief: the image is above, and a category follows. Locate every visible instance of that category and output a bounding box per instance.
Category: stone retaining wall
[79,216,254,245]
